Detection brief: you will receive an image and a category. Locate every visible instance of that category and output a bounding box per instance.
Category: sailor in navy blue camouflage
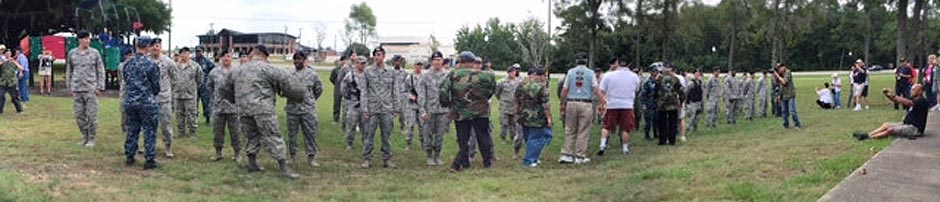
[194,48,216,124]
[122,36,162,169]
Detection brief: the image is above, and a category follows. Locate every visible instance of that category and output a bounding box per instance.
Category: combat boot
[307,155,319,167]
[278,159,299,179]
[246,154,264,172]
[210,149,223,161]
[233,151,243,163]
[433,151,443,166]
[165,145,174,158]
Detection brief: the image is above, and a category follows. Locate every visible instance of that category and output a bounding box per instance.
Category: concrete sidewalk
[818,111,940,202]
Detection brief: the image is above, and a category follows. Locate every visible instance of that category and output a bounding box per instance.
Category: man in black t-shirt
[854,84,930,140]
[895,59,914,110]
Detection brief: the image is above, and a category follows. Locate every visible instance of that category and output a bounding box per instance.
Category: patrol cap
[195,47,204,52]
[372,46,385,56]
[356,56,368,64]
[178,47,191,54]
[507,66,518,72]
[458,51,476,62]
[253,45,270,57]
[150,37,163,46]
[134,36,152,48]
[293,51,308,60]
[531,66,546,76]
[392,55,404,62]
[414,60,425,66]
[77,30,91,39]
[431,51,443,59]
[474,56,483,63]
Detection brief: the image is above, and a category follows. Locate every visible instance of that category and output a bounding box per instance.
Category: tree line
[455,0,940,74]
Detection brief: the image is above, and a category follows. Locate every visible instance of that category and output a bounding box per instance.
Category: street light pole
[167,0,172,55]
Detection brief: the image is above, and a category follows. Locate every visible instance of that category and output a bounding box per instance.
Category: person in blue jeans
[515,66,553,167]
[15,49,29,102]
[773,63,801,129]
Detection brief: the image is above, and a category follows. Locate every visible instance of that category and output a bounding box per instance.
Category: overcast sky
[156,0,718,51]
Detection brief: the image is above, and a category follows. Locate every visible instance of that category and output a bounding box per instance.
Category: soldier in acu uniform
[704,68,722,128]
[401,60,424,151]
[724,69,741,124]
[341,56,368,151]
[757,71,769,118]
[122,36,162,170]
[66,31,106,148]
[207,51,241,162]
[360,46,400,169]
[218,45,306,179]
[496,65,522,158]
[174,48,203,139]
[742,72,755,121]
[285,52,324,167]
[149,38,178,157]
[419,52,450,166]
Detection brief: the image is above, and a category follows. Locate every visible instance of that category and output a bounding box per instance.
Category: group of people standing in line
[17,30,807,179]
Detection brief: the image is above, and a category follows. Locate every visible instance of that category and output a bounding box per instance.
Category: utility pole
[167,0,172,55]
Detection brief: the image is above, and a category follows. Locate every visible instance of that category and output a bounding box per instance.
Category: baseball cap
[77,31,91,39]
[135,36,152,48]
[458,51,476,62]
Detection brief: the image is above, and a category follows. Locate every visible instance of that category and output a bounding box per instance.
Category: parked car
[868,65,884,72]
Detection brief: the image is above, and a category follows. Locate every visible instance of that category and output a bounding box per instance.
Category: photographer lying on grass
[853,84,930,140]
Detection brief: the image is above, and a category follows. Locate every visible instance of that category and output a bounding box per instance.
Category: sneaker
[360,161,371,169]
[84,140,95,148]
[622,150,631,155]
[596,149,605,156]
[427,158,436,166]
[865,105,870,110]
[558,155,574,164]
[679,136,687,143]
[574,157,591,164]
[524,162,539,168]
[853,105,862,111]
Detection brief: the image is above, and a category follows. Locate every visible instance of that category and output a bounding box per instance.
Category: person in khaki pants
[559,52,606,165]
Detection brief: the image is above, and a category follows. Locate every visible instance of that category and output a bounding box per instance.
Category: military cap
[77,31,91,39]
[253,45,270,57]
[135,36,152,48]
[458,51,476,62]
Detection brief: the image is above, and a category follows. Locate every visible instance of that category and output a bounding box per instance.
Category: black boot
[278,159,299,179]
[246,154,264,172]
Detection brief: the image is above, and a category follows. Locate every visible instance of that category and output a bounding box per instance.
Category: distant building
[378,36,456,64]
[197,28,296,55]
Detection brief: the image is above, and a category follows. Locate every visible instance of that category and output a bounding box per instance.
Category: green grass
[0,72,898,201]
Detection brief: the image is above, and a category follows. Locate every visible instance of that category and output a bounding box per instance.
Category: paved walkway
[818,111,940,202]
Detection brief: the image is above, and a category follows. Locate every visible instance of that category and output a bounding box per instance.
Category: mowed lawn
[0,71,900,201]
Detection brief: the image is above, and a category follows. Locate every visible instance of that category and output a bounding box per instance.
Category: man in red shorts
[597,56,642,156]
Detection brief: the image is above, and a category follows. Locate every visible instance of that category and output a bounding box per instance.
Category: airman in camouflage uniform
[218,45,305,179]
[174,48,203,138]
[441,51,497,171]
[285,52,324,167]
[66,31,106,148]
[341,57,367,151]
[756,71,769,118]
[149,38,178,157]
[207,51,241,162]
[419,52,450,166]
[401,61,424,151]
[360,47,400,169]
[122,37,162,170]
[724,70,741,124]
[742,72,755,121]
[704,68,722,128]
[496,66,522,158]
[392,56,409,136]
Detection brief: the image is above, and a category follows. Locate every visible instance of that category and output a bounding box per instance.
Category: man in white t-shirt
[816,83,834,109]
[596,57,641,156]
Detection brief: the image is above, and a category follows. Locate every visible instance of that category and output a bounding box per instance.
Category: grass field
[0,72,900,201]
